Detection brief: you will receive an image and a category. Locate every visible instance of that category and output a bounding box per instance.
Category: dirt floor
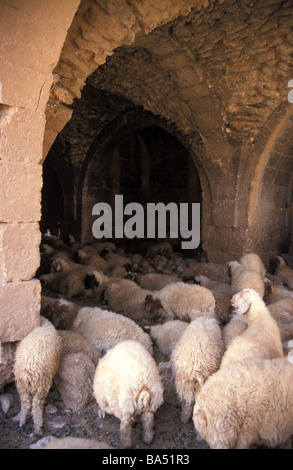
[0,294,209,451]
[0,379,209,451]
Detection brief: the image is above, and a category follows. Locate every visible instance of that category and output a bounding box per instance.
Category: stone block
[0,279,41,342]
[0,1,80,73]
[0,60,48,111]
[42,130,59,162]
[0,223,41,282]
[0,343,16,391]
[0,161,42,223]
[45,100,73,133]
[0,106,45,163]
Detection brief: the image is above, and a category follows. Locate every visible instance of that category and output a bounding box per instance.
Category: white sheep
[193,357,293,449]
[145,282,216,323]
[220,288,283,367]
[147,241,173,258]
[90,241,117,255]
[77,248,109,274]
[213,292,233,325]
[134,273,180,291]
[228,260,265,298]
[58,329,101,366]
[103,277,152,325]
[50,251,75,272]
[40,437,114,449]
[14,316,62,434]
[104,252,131,272]
[267,298,293,342]
[129,253,143,271]
[41,297,80,330]
[221,311,248,348]
[239,252,266,279]
[93,340,164,449]
[194,274,232,297]
[71,306,153,355]
[264,280,293,304]
[40,267,107,299]
[171,316,224,424]
[147,320,189,356]
[273,256,293,289]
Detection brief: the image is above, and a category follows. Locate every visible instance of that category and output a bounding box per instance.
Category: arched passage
[79,114,203,252]
[40,159,64,237]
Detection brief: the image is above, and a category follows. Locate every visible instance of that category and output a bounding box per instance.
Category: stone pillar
[0,0,80,342]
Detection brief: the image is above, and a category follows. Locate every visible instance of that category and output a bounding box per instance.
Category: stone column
[0,0,80,342]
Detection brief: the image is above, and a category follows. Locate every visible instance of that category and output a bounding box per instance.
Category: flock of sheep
[5,234,293,449]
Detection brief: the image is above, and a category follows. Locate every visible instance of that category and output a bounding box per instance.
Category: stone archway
[244,105,293,265]
[77,110,204,250]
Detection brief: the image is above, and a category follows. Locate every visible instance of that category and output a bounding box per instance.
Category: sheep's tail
[137,386,151,411]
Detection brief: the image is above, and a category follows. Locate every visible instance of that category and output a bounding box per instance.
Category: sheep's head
[194,275,208,286]
[84,273,99,290]
[145,295,168,323]
[54,299,79,329]
[50,258,67,272]
[227,261,241,277]
[76,249,87,262]
[40,275,48,287]
[230,288,260,316]
[274,256,286,268]
[100,247,111,257]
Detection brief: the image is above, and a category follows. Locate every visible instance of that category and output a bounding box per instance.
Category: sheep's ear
[100,248,109,257]
[145,295,153,312]
[194,409,207,428]
[263,277,272,295]
[226,261,232,276]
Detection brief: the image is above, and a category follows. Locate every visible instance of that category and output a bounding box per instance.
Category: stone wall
[0,0,80,342]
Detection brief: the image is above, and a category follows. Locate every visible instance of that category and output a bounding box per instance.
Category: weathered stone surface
[0,223,41,282]
[53,352,96,411]
[46,416,69,430]
[0,0,80,111]
[0,161,42,223]
[0,106,45,163]
[0,280,41,343]
[45,100,73,133]
[0,343,16,391]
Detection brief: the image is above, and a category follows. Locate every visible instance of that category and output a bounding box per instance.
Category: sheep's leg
[18,392,31,428]
[142,410,154,445]
[31,392,46,435]
[181,398,194,424]
[120,416,133,449]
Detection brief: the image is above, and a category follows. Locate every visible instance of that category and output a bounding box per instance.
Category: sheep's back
[14,319,62,392]
[193,357,293,449]
[158,283,216,321]
[93,340,163,419]
[72,307,153,355]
